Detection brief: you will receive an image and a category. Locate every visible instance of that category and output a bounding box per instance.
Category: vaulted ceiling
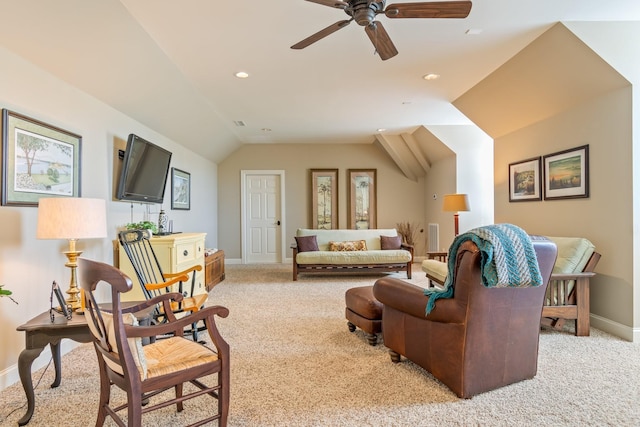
[0,0,638,163]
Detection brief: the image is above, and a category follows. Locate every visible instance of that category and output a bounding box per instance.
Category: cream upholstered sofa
[292,228,413,281]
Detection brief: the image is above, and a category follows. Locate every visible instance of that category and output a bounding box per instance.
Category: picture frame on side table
[347,169,376,230]
[310,169,338,229]
[509,157,542,202]
[171,167,191,210]
[543,145,589,200]
[1,109,81,206]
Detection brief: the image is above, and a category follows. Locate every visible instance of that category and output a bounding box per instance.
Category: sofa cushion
[329,240,367,251]
[546,236,595,274]
[297,249,412,265]
[421,259,448,284]
[380,235,402,250]
[295,235,319,252]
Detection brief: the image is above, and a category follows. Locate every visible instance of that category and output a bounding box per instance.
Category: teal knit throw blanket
[423,223,543,315]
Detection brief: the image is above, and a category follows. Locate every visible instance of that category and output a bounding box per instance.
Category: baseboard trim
[590,313,636,342]
[0,340,80,392]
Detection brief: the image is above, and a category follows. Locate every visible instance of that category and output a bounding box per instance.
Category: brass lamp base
[63,249,83,312]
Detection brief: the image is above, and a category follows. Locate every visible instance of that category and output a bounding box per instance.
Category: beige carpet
[1,263,639,426]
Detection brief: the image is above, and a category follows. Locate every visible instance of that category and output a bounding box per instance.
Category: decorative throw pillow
[328,240,368,251]
[380,235,402,250]
[295,235,319,252]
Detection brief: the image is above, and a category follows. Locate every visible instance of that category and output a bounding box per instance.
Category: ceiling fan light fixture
[423,73,440,81]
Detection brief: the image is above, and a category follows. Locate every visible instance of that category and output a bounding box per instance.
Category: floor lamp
[443,194,470,236]
[37,197,107,312]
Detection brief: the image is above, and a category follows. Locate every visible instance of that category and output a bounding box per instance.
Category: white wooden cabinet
[118,232,207,302]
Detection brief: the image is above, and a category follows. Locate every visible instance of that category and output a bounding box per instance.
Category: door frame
[240,170,286,264]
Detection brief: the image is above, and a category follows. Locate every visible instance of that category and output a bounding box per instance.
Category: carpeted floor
[1,263,639,426]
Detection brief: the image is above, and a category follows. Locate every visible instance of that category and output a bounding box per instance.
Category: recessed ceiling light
[235,71,249,79]
[466,28,483,35]
[423,73,440,81]
[377,128,386,132]
[261,128,272,132]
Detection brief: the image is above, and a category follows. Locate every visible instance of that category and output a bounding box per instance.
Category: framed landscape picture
[347,169,376,230]
[543,145,589,200]
[171,167,191,210]
[1,109,81,206]
[509,157,542,202]
[310,169,338,229]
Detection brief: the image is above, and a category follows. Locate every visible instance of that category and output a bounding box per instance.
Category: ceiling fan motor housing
[347,0,386,26]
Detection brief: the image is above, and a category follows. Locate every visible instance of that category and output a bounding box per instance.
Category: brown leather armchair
[373,238,557,398]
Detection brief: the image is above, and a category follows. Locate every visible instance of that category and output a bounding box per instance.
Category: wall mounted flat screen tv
[116,134,172,204]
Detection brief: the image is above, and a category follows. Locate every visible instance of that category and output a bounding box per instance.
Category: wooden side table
[15,303,153,425]
[16,310,91,426]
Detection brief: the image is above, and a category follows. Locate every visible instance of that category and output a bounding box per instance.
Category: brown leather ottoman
[345,285,383,346]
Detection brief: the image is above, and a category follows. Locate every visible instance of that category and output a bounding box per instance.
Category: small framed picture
[543,145,589,200]
[171,168,190,210]
[509,157,542,202]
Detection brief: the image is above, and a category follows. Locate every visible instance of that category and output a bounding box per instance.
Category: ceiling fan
[291,0,472,60]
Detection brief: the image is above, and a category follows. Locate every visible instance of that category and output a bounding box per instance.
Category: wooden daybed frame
[291,244,413,281]
[541,251,601,336]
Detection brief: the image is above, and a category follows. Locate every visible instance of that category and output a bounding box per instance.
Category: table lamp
[442,194,470,236]
[37,197,107,311]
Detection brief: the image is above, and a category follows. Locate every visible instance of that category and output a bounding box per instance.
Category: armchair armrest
[144,274,189,291]
[373,278,428,318]
[373,277,466,324]
[401,243,414,260]
[167,264,203,278]
[549,272,596,281]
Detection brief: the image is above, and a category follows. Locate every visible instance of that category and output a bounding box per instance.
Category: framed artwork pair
[310,168,377,230]
[509,145,589,202]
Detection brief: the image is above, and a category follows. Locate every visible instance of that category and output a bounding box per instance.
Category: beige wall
[0,46,219,389]
[218,143,430,259]
[455,22,636,340]
[495,87,633,327]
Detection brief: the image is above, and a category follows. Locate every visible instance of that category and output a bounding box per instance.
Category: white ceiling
[0,0,638,163]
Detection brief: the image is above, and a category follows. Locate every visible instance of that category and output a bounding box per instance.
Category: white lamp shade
[442,194,470,212]
[37,197,108,240]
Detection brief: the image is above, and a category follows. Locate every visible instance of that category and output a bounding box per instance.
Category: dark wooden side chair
[78,257,230,427]
[118,229,207,340]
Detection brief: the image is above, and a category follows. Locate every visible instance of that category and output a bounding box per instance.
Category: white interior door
[242,171,285,263]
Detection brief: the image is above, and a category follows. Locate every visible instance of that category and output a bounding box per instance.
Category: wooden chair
[541,251,601,336]
[118,229,207,340]
[78,257,230,427]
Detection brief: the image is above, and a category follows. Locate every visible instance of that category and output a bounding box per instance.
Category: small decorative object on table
[158,209,168,234]
[50,281,72,321]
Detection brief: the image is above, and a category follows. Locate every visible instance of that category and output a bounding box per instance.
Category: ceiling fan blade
[385,1,472,19]
[291,20,352,50]
[304,0,348,9]
[365,21,398,61]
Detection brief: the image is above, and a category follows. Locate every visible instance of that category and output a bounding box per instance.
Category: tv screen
[116,134,172,204]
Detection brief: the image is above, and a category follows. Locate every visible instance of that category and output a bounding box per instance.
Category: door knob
[276,220,281,226]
